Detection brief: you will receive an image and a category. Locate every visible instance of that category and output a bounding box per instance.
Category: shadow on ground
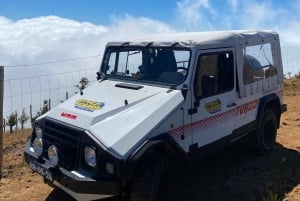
[45,139,300,201]
[168,139,300,201]
[45,189,75,201]
[45,188,120,201]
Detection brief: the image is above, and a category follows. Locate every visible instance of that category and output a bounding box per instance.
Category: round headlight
[35,125,43,138]
[48,145,59,167]
[32,138,43,156]
[84,146,97,168]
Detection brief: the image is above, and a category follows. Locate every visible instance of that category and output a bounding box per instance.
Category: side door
[190,48,238,151]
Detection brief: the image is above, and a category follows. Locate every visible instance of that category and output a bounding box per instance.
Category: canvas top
[106,30,279,48]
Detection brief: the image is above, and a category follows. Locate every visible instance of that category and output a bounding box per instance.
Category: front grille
[43,119,83,170]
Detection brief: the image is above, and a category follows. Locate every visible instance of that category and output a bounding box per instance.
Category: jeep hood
[47,80,184,158]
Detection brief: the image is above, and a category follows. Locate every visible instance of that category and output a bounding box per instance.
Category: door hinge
[188,108,197,115]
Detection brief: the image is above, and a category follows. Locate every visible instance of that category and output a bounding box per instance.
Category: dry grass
[284,78,300,96]
[3,129,32,149]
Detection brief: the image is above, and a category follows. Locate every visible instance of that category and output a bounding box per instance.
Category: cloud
[108,14,174,40]
[0,16,108,72]
[239,0,286,29]
[174,0,300,44]
[235,0,300,45]
[0,15,174,75]
[0,15,174,117]
[174,0,300,76]
[175,0,214,31]
[227,0,239,11]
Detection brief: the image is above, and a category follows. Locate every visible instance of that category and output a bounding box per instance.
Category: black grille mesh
[43,119,82,170]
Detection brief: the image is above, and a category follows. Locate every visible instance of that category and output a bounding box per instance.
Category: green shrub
[295,72,300,79]
[262,190,279,201]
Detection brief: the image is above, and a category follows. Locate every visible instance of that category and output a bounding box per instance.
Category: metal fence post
[0,66,4,179]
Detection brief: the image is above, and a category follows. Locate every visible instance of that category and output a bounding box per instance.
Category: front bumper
[281,104,287,113]
[24,141,121,201]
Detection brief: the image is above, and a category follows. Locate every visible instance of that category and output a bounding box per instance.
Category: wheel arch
[257,93,281,129]
[124,133,187,180]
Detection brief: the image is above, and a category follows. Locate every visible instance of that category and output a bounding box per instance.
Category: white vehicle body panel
[47,80,184,159]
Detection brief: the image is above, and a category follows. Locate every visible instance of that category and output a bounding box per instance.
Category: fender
[124,133,187,180]
[257,93,281,128]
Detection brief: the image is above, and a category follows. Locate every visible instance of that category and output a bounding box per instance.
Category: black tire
[256,108,278,154]
[130,154,168,201]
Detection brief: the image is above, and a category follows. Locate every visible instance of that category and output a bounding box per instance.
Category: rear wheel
[130,154,168,201]
[256,109,278,154]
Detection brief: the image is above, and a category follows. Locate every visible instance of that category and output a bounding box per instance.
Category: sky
[0,0,176,25]
[1,0,299,31]
[1,0,300,118]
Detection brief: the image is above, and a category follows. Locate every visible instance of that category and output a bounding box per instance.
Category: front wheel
[130,154,168,201]
[256,109,278,154]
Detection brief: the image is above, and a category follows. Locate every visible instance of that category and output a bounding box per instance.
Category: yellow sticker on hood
[75,99,105,112]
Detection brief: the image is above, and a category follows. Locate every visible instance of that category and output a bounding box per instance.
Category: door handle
[227,103,236,107]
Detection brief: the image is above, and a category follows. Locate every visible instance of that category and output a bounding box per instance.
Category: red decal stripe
[169,99,259,137]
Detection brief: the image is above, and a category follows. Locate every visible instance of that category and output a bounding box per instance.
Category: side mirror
[96,72,102,81]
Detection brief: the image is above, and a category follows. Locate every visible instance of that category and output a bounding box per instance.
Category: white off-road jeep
[24,30,287,201]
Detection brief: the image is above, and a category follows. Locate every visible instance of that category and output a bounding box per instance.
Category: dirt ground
[1,78,300,201]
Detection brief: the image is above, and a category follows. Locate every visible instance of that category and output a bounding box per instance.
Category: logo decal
[236,100,258,115]
[205,99,222,114]
[61,112,77,120]
[75,99,105,112]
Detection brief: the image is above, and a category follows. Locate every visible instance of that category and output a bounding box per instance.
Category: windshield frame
[100,45,191,87]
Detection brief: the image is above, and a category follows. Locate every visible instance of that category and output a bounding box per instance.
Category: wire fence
[5,68,97,112]
[3,55,101,131]
[281,44,300,77]
[2,44,300,131]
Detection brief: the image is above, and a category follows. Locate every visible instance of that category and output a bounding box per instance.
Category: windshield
[101,46,190,85]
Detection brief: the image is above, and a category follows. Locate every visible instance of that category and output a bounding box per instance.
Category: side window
[194,51,234,98]
[243,43,277,84]
[107,52,116,73]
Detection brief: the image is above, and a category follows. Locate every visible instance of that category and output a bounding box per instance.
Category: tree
[40,100,49,114]
[6,111,17,133]
[31,100,50,124]
[75,77,89,94]
[18,108,30,130]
